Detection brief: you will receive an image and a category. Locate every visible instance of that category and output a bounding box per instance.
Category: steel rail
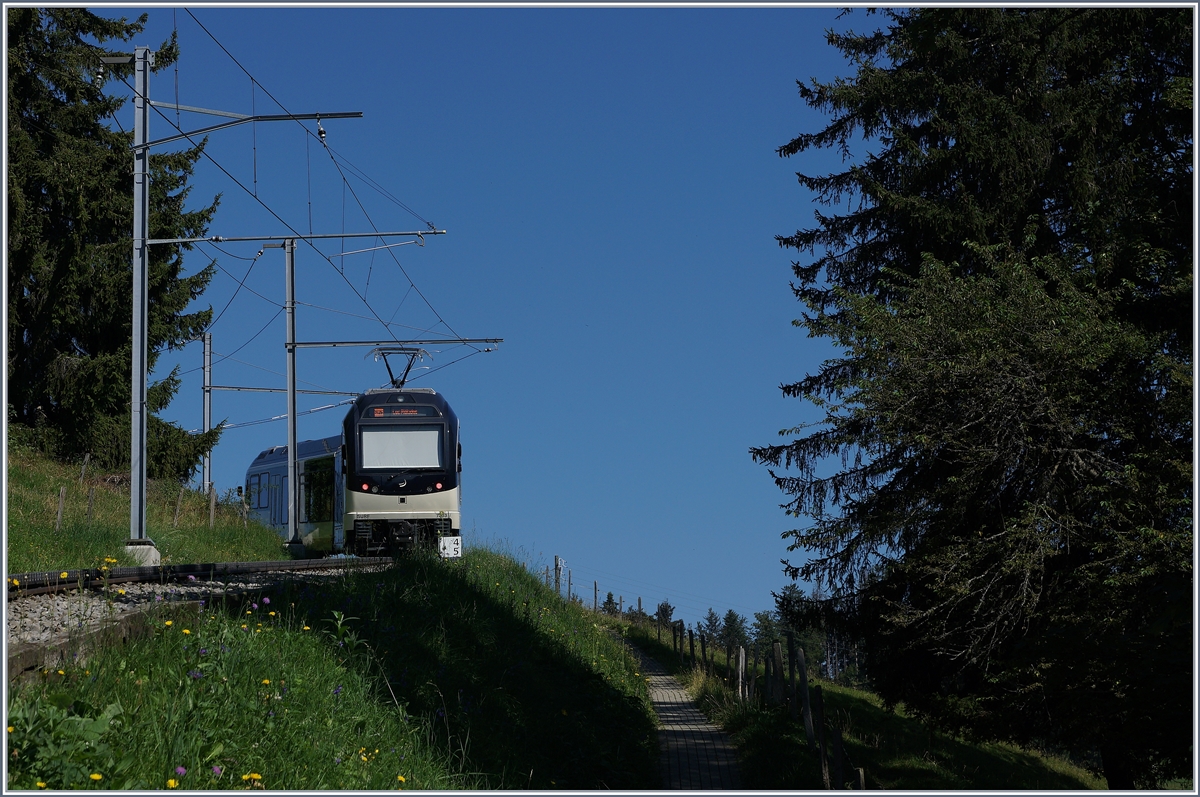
[6,557,393,599]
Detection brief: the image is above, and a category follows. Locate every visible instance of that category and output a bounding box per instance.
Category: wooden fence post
[568,569,572,602]
[772,642,785,705]
[764,647,773,702]
[798,645,816,749]
[689,629,696,668]
[749,643,758,702]
[86,486,95,525]
[241,489,248,528]
[737,646,746,701]
[815,685,829,789]
[788,630,798,721]
[545,565,550,587]
[208,485,217,529]
[677,622,685,664]
[699,633,707,673]
[594,581,598,612]
[78,453,90,485]
[856,768,865,790]
[55,486,66,532]
[833,727,845,790]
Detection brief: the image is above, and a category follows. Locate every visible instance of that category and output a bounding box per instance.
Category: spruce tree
[753,8,1191,786]
[7,8,221,479]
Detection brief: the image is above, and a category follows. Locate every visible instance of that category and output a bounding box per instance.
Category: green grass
[623,623,1109,790]
[6,446,290,573]
[7,546,660,790]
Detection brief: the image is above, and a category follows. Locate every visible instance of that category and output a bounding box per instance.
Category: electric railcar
[244,388,462,557]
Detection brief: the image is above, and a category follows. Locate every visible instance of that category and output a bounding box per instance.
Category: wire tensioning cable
[181,10,460,341]
[121,78,406,349]
[175,307,283,377]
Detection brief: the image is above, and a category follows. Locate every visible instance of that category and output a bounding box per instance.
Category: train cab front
[342,389,462,557]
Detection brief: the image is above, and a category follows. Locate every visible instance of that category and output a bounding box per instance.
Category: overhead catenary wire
[176,307,283,378]
[181,9,465,346]
[205,398,356,431]
[123,82,408,350]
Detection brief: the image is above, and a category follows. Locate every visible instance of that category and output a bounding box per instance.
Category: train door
[333,450,345,551]
[270,474,282,527]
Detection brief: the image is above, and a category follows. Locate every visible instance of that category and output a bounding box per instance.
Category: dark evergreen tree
[718,609,749,651]
[601,591,618,616]
[700,607,722,642]
[753,8,1191,787]
[654,599,674,626]
[7,8,222,480]
[750,610,778,649]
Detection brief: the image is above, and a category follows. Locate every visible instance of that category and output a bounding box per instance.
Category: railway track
[6,556,393,599]
[5,557,394,680]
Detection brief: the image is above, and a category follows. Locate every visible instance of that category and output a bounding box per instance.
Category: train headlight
[370,485,379,493]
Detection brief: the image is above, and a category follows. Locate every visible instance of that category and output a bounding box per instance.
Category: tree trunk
[1100,743,1135,790]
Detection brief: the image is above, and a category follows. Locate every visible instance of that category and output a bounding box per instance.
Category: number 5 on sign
[439,535,462,559]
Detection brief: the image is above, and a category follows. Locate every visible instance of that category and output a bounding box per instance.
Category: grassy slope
[624,623,1108,790]
[7,547,659,790]
[6,446,288,573]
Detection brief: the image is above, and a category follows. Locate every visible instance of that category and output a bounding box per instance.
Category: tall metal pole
[129,46,152,545]
[285,239,299,546]
[202,332,212,492]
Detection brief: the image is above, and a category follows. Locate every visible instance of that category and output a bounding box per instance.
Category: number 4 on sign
[439,536,462,559]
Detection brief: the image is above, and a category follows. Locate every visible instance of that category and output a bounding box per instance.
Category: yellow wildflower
[89,774,102,781]
[167,778,178,788]
[262,679,270,685]
[397,775,406,782]
[164,620,173,627]
[60,572,68,579]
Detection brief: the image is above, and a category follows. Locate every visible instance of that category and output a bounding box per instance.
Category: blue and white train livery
[244,387,462,557]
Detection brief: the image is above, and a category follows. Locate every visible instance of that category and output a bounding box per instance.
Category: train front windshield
[360,425,444,470]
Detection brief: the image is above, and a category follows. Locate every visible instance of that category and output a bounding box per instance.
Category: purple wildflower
[176,767,187,776]
[251,602,258,610]
[268,711,274,717]
[212,766,222,776]
[188,670,203,679]
[262,597,270,605]
[187,575,196,582]
[199,648,208,656]
[332,685,342,695]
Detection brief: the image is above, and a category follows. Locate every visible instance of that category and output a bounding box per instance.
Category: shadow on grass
[265,552,659,790]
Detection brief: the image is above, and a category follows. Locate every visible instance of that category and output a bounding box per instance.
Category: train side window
[247,474,260,507]
[256,473,269,509]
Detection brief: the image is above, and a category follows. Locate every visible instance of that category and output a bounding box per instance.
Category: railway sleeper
[351,518,453,557]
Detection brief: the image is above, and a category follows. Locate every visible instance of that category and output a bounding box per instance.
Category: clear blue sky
[105,5,862,630]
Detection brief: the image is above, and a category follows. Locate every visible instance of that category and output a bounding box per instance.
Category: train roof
[351,387,456,417]
[249,434,341,467]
